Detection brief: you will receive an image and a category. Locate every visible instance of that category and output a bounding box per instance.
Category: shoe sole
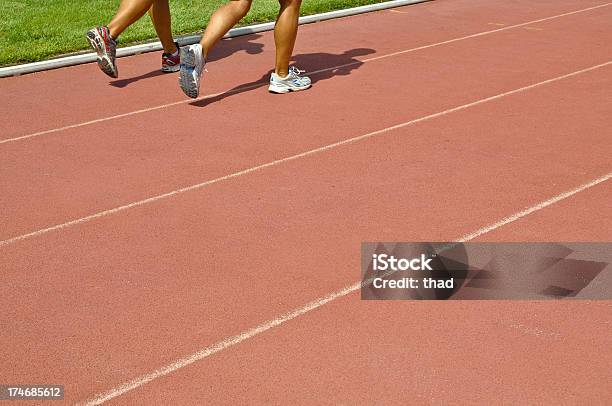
[161,64,181,73]
[86,29,118,78]
[268,83,312,94]
[179,46,202,98]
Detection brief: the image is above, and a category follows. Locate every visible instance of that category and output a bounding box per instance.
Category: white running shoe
[268,67,312,94]
[179,44,205,98]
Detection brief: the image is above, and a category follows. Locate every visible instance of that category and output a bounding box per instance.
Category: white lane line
[456,173,612,242]
[1,60,610,249]
[1,2,610,146]
[79,171,612,405]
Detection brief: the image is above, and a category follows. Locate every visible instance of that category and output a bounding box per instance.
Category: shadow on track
[190,48,375,108]
[110,69,165,88]
[110,34,265,88]
[206,33,265,62]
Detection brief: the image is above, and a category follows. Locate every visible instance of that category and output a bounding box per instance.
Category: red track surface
[1,0,611,404]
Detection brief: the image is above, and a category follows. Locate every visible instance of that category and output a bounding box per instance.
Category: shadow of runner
[110,69,165,88]
[190,48,375,107]
[206,33,265,62]
[292,48,375,84]
[110,34,265,88]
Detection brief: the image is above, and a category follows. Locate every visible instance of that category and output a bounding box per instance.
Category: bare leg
[274,0,301,77]
[199,0,252,59]
[148,0,177,53]
[107,0,156,39]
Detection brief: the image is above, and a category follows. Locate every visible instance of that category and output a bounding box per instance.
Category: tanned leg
[107,0,155,39]
[274,0,301,77]
[148,0,177,54]
[199,0,252,59]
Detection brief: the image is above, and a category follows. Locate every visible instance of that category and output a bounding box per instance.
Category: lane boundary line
[1,60,610,249]
[1,1,610,146]
[79,171,612,405]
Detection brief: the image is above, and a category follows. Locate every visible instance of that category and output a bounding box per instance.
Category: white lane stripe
[1,2,610,146]
[456,173,612,242]
[1,60,610,249]
[80,171,612,405]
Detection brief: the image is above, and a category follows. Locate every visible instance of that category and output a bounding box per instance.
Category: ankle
[106,25,119,41]
[165,44,179,55]
[200,43,209,59]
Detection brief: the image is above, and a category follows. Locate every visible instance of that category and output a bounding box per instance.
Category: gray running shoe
[179,44,205,98]
[86,26,118,78]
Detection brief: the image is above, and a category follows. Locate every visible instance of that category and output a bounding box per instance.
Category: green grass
[0,0,390,66]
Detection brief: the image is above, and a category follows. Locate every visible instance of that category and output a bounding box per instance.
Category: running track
[1,0,611,404]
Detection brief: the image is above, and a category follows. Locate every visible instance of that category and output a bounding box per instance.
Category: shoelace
[288,66,306,78]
